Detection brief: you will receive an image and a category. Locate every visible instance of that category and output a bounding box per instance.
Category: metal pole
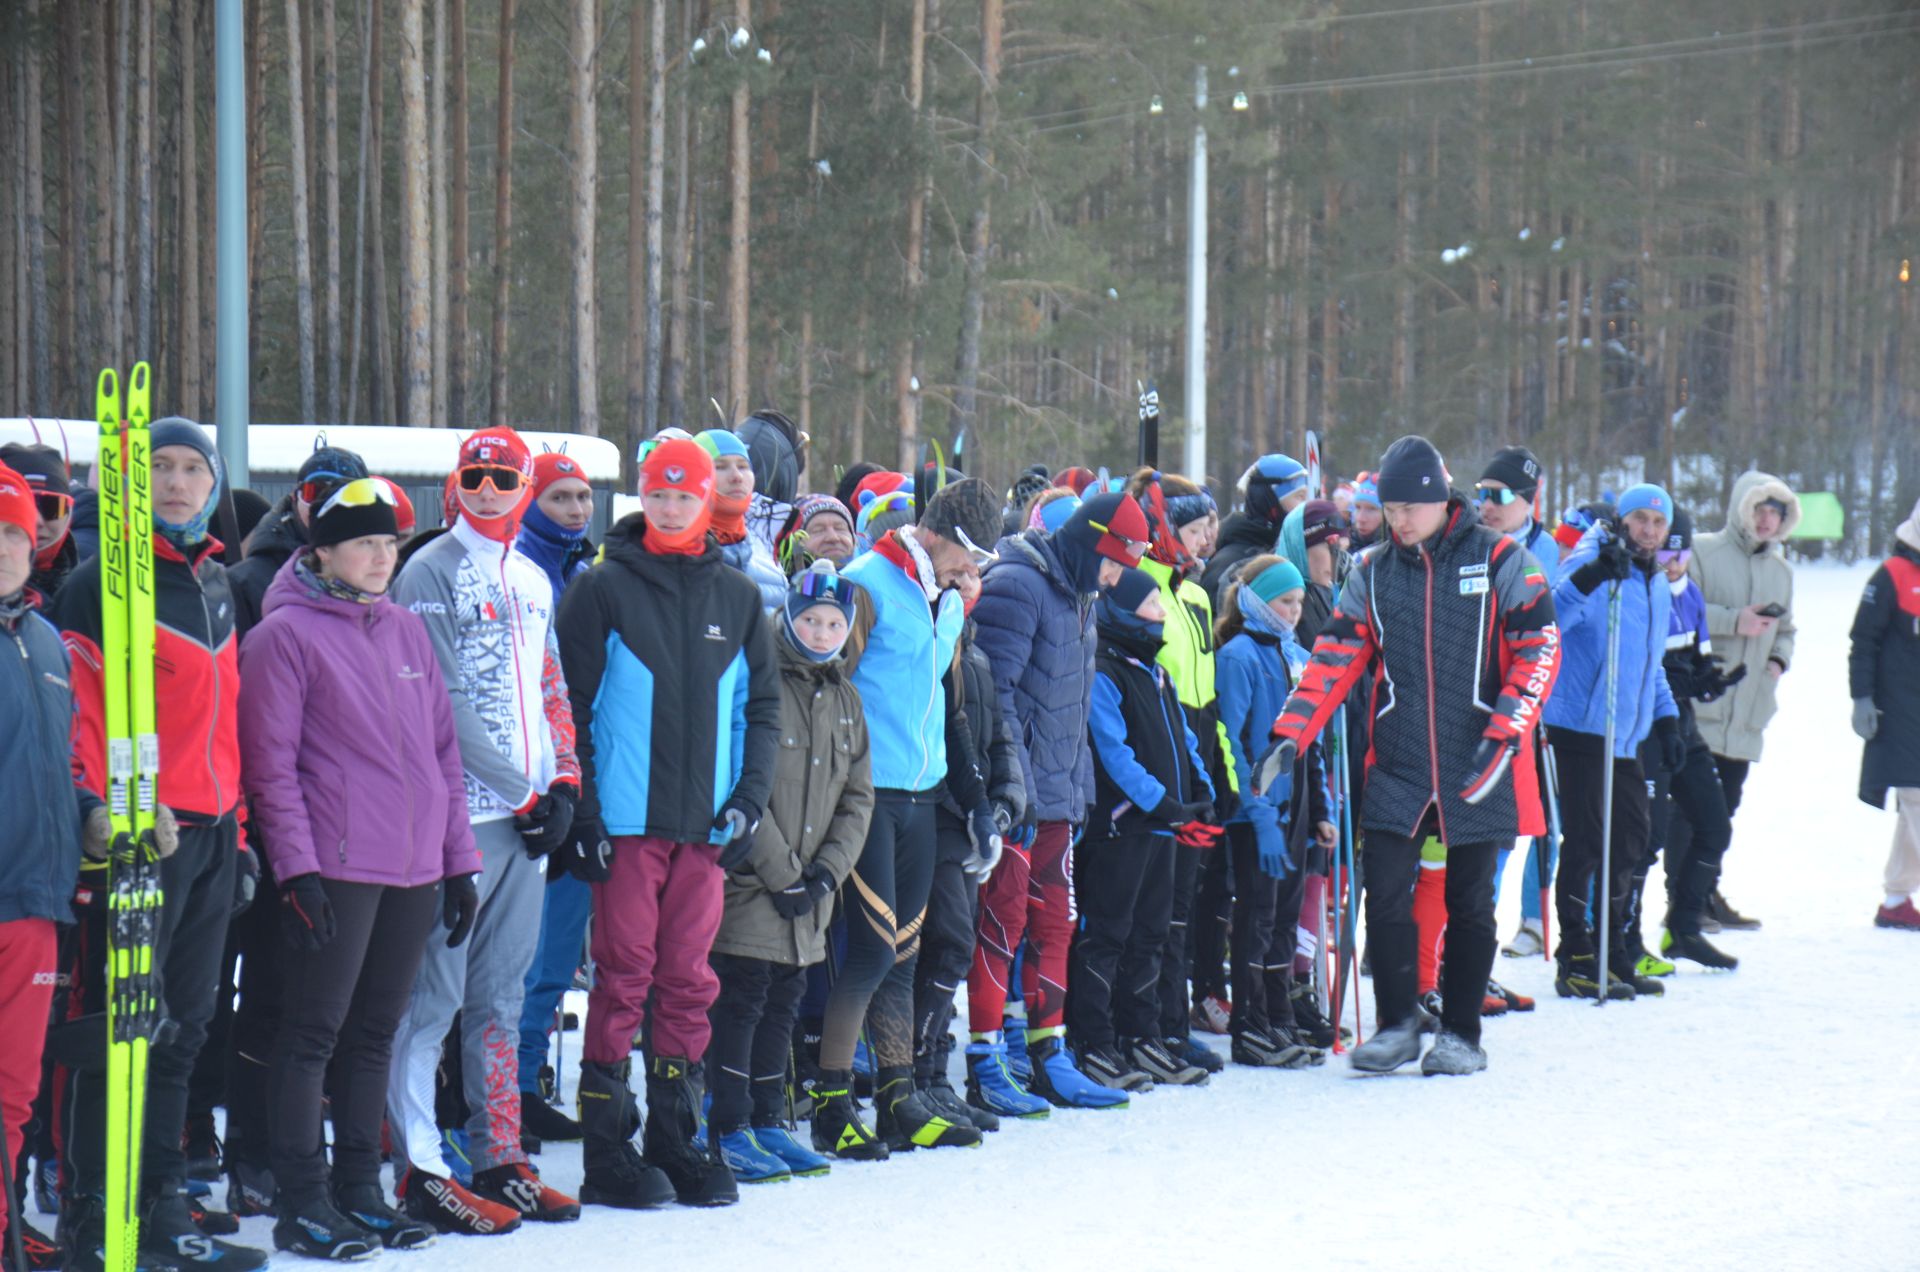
[1597,582,1623,1006]
[1183,65,1207,479]
[215,0,250,488]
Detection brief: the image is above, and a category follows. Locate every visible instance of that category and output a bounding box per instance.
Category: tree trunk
[176,0,202,416]
[430,0,448,424]
[133,0,154,357]
[488,0,514,427]
[448,0,469,427]
[286,0,318,421]
[797,84,820,455]
[642,0,666,444]
[567,0,599,435]
[1319,176,1341,437]
[319,0,343,419]
[60,3,91,385]
[245,0,265,383]
[23,0,50,412]
[369,0,395,423]
[625,0,646,458]
[398,0,432,426]
[663,0,692,427]
[110,0,130,361]
[347,0,374,422]
[893,0,926,471]
[725,2,751,418]
[951,0,999,438]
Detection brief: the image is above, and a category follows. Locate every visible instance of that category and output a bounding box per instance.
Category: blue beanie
[1242,454,1309,523]
[148,417,224,547]
[1246,558,1305,603]
[1616,483,1672,521]
[695,429,751,461]
[1352,476,1380,509]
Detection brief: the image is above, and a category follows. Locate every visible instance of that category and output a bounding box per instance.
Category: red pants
[967,820,1075,1033]
[1,919,56,1239]
[584,836,724,1065]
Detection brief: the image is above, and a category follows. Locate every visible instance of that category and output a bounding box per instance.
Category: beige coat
[711,618,875,965]
[1688,471,1801,762]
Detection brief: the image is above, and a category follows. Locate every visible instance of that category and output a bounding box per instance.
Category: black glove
[713,796,762,872]
[769,862,835,920]
[1694,659,1746,704]
[232,844,260,917]
[279,873,336,952]
[1653,716,1686,775]
[1211,785,1242,824]
[516,787,577,861]
[1151,797,1213,828]
[1568,535,1632,595]
[443,873,480,948]
[559,817,614,884]
[1460,735,1517,805]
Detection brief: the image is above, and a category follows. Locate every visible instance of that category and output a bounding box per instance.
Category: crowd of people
[1,405,1916,1271]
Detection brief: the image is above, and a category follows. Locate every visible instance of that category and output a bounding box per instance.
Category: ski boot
[1874,898,1920,931]
[1003,1014,1033,1085]
[61,1194,188,1272]
[963,1038,1050,1120]
[576,1059,676,1210]
[875,1066,980,1151]
[1706,889,1761,931]
[1172,1034,1225,1075]
[750,1123,832,1177]
[472,1160,582,1221]
[921,1070,999,1134]
[182,1114,221,1187]
[1025,1034,1129,1110]
[1501,921,1545,959]
[519,1089,584,1142]
[1267,1023,1328,1066]
[1478,988,1510,1017]
[1555,954,1635,1001]
[644,1055,738,1206]
[1290,983,1349,1048]
[1126,1037,1207,1087]
[711,1128,793,1183]
[0,1216,59,1270]
[224,1157,276,1219]
[1230,1029,1310,1069]
[810,1070,889,1161]
[1348,1018,1424,1074]
[1075,1044,1154,1092]
[335,1179,436,1249]
[1618,960,1666,997]
[1485,979,1535,1012]
[143,1178,272,1269]
[1420,1030,1488,1076]
[397,1167,521,1235]
[272,1194,381,1261]
[1662,929,1738,970]
[1189,994,1233,1036]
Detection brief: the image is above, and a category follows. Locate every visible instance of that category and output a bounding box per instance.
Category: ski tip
[129,362,153,425]
[96,367,121,424]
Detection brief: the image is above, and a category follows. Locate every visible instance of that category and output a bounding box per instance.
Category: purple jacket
[238,556,479,887]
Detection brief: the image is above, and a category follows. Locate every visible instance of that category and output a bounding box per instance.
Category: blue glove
[1257,831,1296,882]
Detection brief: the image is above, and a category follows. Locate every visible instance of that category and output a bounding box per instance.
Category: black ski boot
[576,1059,676,1210]
[60,1194,189,1272]
[518,1089,584,1143]
[1348,1018,1423,1074]
[1231,1028,1309,1069]
[1555,954,1636,1001]
[182,1114,221,1186]
[142,1179,270,1270]
[1266,1024,1328,1066]
[223,1156,276,1219]
[809,1070,889,1161]
[334,1180,436,1249]
[272,1193,381,1261]
[1125,1038,1207,1087]
[644,1056,738,1206]
[1663,929,1739,971]
[1289,982,1349,1048]
[874,1067,980,1152]
[921,1032,999,1133]
[1076,1044,1154,1092]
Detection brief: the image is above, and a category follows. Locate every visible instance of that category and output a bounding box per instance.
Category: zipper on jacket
[373,608,421,881]
[499,550,537,793]
[1421,547,1448,842]
[15,626,65,904]
[198,585,227,817]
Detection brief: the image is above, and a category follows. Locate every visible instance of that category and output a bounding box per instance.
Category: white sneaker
[1501,922,1544,959]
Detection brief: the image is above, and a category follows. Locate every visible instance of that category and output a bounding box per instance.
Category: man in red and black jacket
[1256,435,1559,1078]
[48,419,267,1270]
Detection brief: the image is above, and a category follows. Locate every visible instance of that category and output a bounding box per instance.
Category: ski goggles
[1655,547,1691,568]
[1475,485,1527,506]
[317,478,399,517]
[457,464,524,494]
[299,469,355,507]
[792,567,860,608]
[35,490,73,521]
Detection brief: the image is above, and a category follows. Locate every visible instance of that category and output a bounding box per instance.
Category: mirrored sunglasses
[458,465,523,494]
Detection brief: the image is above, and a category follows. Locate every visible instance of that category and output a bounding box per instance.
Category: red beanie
[532,452,588,499]
[637,438,715,555]
[373,477,417,535]
[852,470,910,512]
[0,464,34,540]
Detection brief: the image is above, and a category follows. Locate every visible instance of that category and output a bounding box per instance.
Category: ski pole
[1597,581,1623,1007]
[1326,716,1346,1051]
[1540,736,1564,961]
[0,1130,25,1272]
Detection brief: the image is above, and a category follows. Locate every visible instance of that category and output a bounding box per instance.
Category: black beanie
[1665,506,1693,554]
[1376,435,1449,505]
[1479,445,1542,500]
[310,478,400,548]
[1105,565,1160,614]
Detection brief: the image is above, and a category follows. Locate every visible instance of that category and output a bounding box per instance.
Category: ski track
[186,561,1915,1270]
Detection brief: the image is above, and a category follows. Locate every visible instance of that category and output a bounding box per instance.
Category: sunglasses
[35,491,72,521]
[1475,486,1525,506]
[458,465,524,494]
[1655,548,1692,567]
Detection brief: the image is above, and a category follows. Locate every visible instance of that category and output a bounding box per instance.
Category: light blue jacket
[1544,525,1678,756]
[844,547,964,793]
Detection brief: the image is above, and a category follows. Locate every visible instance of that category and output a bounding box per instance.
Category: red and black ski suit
[1270,497,1559,1041]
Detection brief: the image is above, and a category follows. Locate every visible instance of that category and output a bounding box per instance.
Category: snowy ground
[195,561,1916,1270]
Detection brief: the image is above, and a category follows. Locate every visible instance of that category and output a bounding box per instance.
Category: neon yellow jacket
[1139,556,1238,792]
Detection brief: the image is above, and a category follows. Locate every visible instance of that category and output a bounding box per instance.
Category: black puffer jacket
[1201,510,1280,611]
[1850,539,1920,808]
[938,623,1026,825]
[227,495,308,640]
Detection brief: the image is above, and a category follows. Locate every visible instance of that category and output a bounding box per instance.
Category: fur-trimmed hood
[1724,470,1801,552]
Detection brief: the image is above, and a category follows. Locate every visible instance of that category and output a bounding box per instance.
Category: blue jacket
[1545,526,1678,755]
[1216,627,1329,861]
[1,603,81,924]
[844,544,964,793]
[971,531,1097,821]
[515,501,595,608]
[1513,519,1565,584]
[1087,625,1213,840]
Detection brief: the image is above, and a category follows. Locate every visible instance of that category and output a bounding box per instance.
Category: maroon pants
[584,836,724,1065]
[1,918,55,1239]
[967,820,1075,1033]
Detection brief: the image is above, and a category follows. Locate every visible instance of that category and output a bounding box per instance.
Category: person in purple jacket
[238,479,483,1261]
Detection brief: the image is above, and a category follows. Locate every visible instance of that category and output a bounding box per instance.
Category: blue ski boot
[1003,1014,1032,1085]
[1026,1033,1129,1110]
[964,1037,1051,1120]
[714,1128,792,1183]
[751,1124,832,1177]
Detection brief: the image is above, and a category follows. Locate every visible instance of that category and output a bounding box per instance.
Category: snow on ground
[200,562,1915,1270]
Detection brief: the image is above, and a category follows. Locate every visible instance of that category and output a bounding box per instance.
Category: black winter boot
[644,1056,738,1207]
[576,1059,675,1210]
[874,1067,980,1152]
[272,1193,381,1261]
[809,1070,888,1161]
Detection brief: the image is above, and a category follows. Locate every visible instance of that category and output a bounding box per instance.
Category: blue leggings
[517,873,595,1092]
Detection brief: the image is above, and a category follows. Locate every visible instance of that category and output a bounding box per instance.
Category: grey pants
[385,818,544,1176]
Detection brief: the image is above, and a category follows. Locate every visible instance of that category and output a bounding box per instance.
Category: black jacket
[938,624,1026,824]
[29,532,79,604]
[555,513,782,841]
[1850,541,1920,807]
[1087,623,1213,841]
[227,496,308,640]
[1201,510,1280,612]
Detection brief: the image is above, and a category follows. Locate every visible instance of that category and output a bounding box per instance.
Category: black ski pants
[706,953,808,1133]
[62,817,238,1197]
[1155,843,1202,1039]
[271,878,438,1202]
[1364,814,1498,1045]
[820,791,935,1072]
[1650,740,1733,936]
[1550,725,1651,963]
[1068,832,1174,1052]
[1223,823,1309,1037]
[1189,842,1233,1004]
[912,811,979,1080]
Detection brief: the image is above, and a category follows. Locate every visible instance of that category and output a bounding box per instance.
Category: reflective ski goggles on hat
[299,469,353,506]
[317,477,398,517]
[35,490,73,521]
[1475,485,1525,506]
[1655,547,1691,567]
[458,465,524,494]
[793,566,859,606]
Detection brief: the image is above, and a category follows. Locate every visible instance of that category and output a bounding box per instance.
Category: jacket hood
[993,529,1081,598]
[1893,496,1920,554]
[260,551,395,624]
[1218,509,1277,554]
[601,509,722,571]
[776,617,850,680]
[242,494,309,565]
[1724,471,1801,550]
